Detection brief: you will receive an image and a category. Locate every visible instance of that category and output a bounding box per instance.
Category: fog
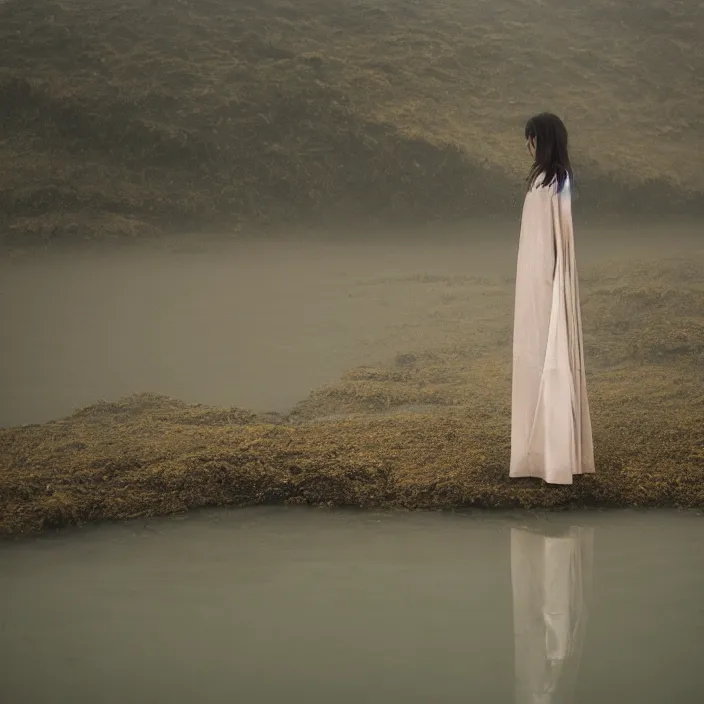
[2,0,704,699]
[1,217,700,428]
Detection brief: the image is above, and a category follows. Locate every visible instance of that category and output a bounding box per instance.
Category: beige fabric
[510,526,594,704]
[510,176,595,484]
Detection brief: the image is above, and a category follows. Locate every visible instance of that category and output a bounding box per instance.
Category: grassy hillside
[1,0,703,244]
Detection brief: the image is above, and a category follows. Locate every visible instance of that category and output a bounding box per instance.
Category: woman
[510,113,595,485]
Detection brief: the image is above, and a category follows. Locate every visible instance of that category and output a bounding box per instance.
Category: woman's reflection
[511,524,594,704]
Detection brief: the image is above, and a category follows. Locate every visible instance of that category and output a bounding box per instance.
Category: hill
[1,0,703,244]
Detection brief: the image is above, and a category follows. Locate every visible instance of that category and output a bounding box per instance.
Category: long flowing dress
[510,174,595,484]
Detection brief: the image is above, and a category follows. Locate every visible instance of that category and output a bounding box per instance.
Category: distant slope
[1,0,702,244]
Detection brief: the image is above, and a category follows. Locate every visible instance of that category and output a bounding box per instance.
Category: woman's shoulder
[527,175,555,198]
[529,172,571,196]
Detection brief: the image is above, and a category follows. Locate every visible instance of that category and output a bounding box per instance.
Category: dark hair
[525,113,573,193]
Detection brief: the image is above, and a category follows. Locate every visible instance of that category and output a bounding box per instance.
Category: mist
[2,217,701,428]
[1,0,704,701]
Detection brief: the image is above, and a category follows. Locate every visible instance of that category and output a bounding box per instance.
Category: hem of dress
[509,467,596,485]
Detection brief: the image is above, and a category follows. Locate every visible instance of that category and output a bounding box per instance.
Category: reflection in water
[3,511,704,702]
[511,525,594,704]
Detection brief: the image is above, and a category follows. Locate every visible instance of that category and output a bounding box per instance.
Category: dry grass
[1,0,703,245]
[2,255,702,537]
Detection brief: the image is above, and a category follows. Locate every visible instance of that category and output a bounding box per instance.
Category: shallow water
[1,220,701,427]
[1,508,702,703]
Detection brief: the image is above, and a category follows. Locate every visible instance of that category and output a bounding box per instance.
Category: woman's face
[526,136,536,159]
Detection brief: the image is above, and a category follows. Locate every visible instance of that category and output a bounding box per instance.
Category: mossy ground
[2,254,702,537]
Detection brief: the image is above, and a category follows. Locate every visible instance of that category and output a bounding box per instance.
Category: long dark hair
[525,113,573,193]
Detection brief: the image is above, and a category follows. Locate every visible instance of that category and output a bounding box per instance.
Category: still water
[1,508,703,703]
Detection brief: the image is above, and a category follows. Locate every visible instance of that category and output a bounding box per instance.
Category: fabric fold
[510,177,594,484]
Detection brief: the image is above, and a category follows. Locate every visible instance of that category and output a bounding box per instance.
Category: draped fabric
[510,175,595,484]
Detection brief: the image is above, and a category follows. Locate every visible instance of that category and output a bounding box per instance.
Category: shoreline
[2,373,703,539]
[2,248,703,538]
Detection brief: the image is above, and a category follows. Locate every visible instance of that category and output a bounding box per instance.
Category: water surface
[1,221,701,427]
[1,508,702,703]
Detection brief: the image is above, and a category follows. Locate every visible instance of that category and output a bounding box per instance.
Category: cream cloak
[510,175,595,484]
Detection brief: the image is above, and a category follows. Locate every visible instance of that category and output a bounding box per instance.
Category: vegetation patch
[2,255,702,537]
